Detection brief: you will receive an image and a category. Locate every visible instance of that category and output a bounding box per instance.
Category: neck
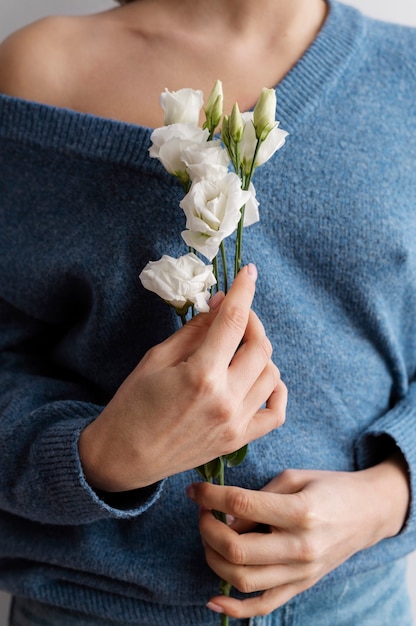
[91,0,329,126]
[121,0,328,43]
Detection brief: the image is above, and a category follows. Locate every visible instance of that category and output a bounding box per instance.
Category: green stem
[234,203,246,278]
[234,138,263,279]
[220,242,228,294]
[221,608,230,626]
[218,457,231,626]
[213,255,219,291]
[246,137,262,186]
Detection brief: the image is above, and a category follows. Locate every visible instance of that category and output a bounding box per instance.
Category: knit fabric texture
[1,1,416,623]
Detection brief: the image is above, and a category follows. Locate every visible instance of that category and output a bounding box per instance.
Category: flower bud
[204,80,224,131]
[220,115,231,151]
[253,88,277,141]
[229,103,244,144]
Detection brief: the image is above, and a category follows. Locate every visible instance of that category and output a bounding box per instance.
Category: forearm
[356,450,410,546]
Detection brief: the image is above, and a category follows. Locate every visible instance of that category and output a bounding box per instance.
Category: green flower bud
[204,79,224,131]
[229,102,244,144]
[253,87,277,141]
[221,114,231,151]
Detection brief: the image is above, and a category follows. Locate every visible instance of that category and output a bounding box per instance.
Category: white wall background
[0,0,416,624]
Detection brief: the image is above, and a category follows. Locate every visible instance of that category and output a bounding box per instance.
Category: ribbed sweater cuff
[355,384,416,533]
[27,401,164,525]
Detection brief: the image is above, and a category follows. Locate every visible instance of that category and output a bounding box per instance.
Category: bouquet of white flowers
[140,81,288,625]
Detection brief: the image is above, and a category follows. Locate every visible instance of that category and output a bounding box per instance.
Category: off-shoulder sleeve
[355,381,416,534]
[0,297,165,525]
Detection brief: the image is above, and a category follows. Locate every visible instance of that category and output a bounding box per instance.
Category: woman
[0,0,415,624]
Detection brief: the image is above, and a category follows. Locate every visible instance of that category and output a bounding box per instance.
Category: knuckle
[275,411,286,428]
[295,492,318,531]
[277,468,297,487]
[223,304,248,334]
[223,537,246,566]
[221,420,243,447]
[297,535,320,564]
[142,343,160,365]
[275,377,288,405]
[188,366,217,397]
[275,402,287,428]
[226,487,253,519]
[260,335,273,360]
[279,378,288,398]
[233,571,257,595]
[214,399,236,424]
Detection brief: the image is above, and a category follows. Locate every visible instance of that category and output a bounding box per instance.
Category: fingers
[227,308,272,388]
[207,585,299,620]
[189,482,300,528]
[141,291,225,369]
[199,511,315,618]
[195,264,258,370]
[239,370,287,442]
[195,500,320,620]
[144,261,258,373]
[199,511,291,567]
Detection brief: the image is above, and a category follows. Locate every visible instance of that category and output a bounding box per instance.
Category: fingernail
[209,291,223,310]
[186,485,196,501]
[246,263,258,281]
[207,602,224,614]
[226,514,236,526]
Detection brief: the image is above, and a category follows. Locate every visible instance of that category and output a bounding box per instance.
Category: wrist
[357,450,410,546]
[78,415,135,493]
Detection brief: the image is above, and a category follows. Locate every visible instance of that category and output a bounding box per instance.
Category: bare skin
[0,0,410,618]
[0,0,328,126]
[188,452,409,617]
[79,267,287,492]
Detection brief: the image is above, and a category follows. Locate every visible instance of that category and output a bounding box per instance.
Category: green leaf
[195,456,224,481]
[225,444,248,467]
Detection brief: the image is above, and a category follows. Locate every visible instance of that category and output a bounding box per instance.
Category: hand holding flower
[189,453,409,619]
[141,81,288,624]
[79,266,286,493]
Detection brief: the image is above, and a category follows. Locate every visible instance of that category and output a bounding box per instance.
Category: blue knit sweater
[1,1,416,623]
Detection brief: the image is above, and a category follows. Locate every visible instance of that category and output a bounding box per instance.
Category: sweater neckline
[275,0,366,133]
[0,0,365,168]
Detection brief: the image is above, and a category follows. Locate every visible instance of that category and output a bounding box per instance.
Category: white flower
[149,123,209,178]
[243,183,260,227]
[160,88,204,126]
[139,253,216,315]
[182,140,230,182]
[239,112,288,175]
[180,173,255,261]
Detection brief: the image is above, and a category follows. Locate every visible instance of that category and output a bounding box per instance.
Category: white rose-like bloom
[180,173,255,261]
[139,253,216,314]
[160,88,204,126]
[149,123,209,177]
[239,112,288,175]
[243,182,260,227]
[182,140,230,182]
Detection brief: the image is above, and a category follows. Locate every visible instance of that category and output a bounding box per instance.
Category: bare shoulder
[0,15,95,105]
